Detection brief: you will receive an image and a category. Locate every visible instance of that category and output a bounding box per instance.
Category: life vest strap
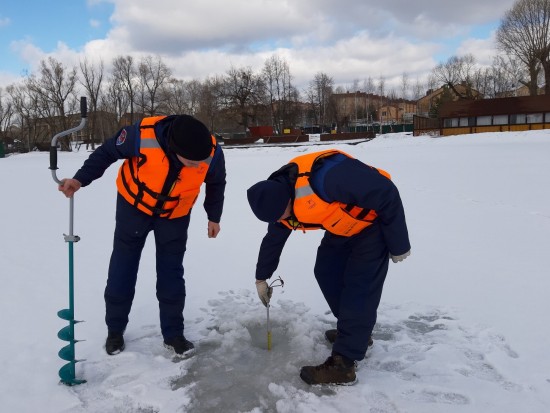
[282,217,322,231]
[343,204,374,221]
[120,164,178,216]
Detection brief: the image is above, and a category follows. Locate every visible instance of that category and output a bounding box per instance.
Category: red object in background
[249,126,274,137]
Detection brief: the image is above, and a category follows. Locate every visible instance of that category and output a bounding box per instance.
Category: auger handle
[50,97,88,184]
[80,96,87,118]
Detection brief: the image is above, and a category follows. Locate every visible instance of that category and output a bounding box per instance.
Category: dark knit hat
[169,115,213,160]
[247,180,291,222]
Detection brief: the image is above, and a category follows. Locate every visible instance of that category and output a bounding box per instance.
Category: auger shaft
[51,97,87,386]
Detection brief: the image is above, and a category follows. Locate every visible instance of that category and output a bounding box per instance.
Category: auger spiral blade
[59,362,86,386]
[57,309,73,321]
[57,313,86,384]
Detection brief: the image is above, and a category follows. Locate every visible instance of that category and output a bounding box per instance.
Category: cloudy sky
[0,0,517,93]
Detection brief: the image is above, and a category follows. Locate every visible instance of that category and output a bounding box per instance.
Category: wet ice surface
[172,292,338,412]
[63,289,533,413]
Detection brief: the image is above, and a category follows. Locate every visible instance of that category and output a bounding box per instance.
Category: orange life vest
[116,116,216,219]
[280,150,391,237]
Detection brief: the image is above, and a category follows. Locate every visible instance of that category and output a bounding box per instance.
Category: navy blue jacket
[73,115,226,223]
[255,153,410,279]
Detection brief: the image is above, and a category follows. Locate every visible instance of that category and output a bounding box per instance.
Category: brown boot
[300,354,357,385]
[324,329,374,347]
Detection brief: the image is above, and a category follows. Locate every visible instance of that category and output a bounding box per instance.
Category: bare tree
[0,88,14,139]
[305,72,334,129]
[102,75,130,124]
[262,55,296,132]
[376,75,386,98]
[411,77,425,101]
[496,0,550,95]
[220,66,266,132]
[27,57,78,118]
[185,79,206,117]
[79,58,105,148]
[471,67,496,98]
[362,77,376,94]
[373,75,387,120]
[162,79,188,115]
[25,57,78,150]
[112,55,138,123]
[284,84,303,128]
[475,55,526,97]
[400,72,410,100]
[136,55,172,116]
[161,78,205,117]
[432,54,480,99]
[6,83,42,151]
[198,76,224,132]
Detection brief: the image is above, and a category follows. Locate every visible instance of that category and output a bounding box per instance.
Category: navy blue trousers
[104,195,190,339]
[313,222,389,361]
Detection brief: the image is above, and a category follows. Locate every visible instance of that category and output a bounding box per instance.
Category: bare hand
[58,178,82,198]
[208,221,220,238]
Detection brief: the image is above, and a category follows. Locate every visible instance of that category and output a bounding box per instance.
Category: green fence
[0,141,5,158]
[379,124,414,134]
[348,124,413,134]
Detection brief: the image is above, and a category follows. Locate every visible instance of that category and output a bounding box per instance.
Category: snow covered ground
[1,130,549,412]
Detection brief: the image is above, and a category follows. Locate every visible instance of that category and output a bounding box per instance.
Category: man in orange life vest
[247,150,410,385]
[58,115,226,357]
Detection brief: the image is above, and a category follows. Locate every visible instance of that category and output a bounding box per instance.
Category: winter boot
[300,353,357,385]
[164,335,195,356]
[325,329,374,347]
[105,331,125,355]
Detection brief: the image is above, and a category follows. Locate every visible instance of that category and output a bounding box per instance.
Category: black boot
[105,331,125,355]
[300,353,357,385]
[325,329,374,347]
[164,335,195,356]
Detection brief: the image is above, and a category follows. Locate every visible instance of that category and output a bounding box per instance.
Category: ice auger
[49,97,88,385]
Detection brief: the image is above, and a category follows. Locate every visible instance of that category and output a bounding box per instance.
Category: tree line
[0,0,549,152]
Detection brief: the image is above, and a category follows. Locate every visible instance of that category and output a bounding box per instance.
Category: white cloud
[10,39,46,74]
[11,39,83,76]
[2,0,519,91]
[0,71,22,87]
[457,34,498,67]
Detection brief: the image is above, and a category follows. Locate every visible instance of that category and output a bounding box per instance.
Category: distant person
[58,115,226,357]
[247,149,410,385]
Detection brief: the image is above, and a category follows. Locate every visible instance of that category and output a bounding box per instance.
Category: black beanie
[169,115,213,160]
[247,180,291,222]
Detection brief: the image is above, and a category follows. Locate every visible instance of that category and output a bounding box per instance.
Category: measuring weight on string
[265,276,284,351]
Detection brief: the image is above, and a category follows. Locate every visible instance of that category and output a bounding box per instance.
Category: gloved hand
[391,249,411,263]
[255,280,273,307]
